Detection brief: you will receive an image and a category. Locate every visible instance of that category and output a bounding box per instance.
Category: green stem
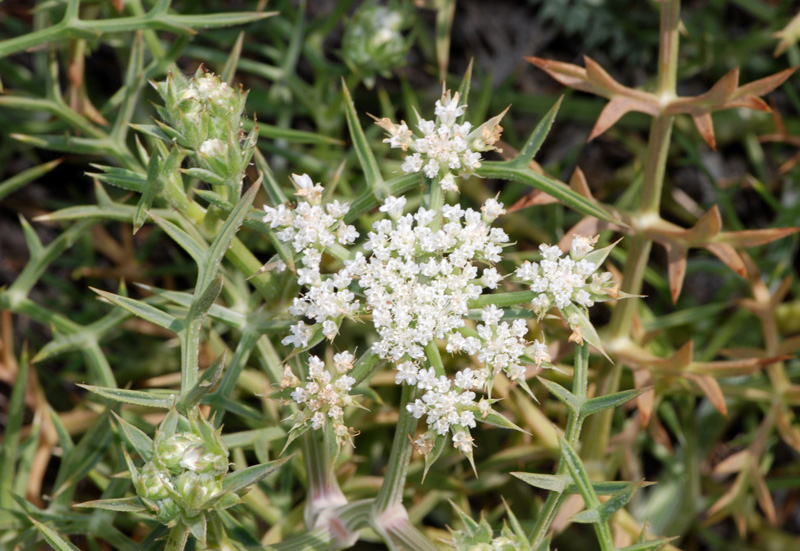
[164,524,190,551]
[302,427,347,528]
[373,381,420,513]
[426,178,445,231]
[529,344,589,550]
[180,318,203,395]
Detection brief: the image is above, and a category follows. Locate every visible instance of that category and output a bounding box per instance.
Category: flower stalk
[529,343,590,550]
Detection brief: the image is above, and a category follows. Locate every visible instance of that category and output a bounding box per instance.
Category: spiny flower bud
[137,462,173,500]
[156,433,204,472]
[152,68,256,188]
[341,1,411,88]
[177,471,221,513]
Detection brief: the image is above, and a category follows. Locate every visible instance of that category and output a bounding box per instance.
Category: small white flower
[401,153,424,173]
[530,339,552,367]
[311,412,326,429]
[440,172,458,192]
[481,267,502,289]
[481,197,506,220]
[379,195,407,218]
[570,234,598,260]
[199,138,226,157]
[452,431,474,454]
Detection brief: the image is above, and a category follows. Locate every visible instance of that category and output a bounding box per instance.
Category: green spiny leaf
[342,80,385,194]
[91,288,184,333]
[538,378,584,414]
[75,497,147,513]
[28,517,81,551]
[80,385,177,409]
[513,96,563,168]
[181,352,226,411]
[199,181,260,292]
[214,456,290,502]
[0,159,62,202]
[149,214,208,267]
[111,412,154,461]
[580,387,647,418]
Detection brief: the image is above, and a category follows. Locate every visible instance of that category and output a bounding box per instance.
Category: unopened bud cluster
[133,411,231,526]
[375,89,506,192]
[153,68,257,186]
[341,0,411,88]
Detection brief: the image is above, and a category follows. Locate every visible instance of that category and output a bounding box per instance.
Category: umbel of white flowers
[373,88,508,192]
[263,166,624,458]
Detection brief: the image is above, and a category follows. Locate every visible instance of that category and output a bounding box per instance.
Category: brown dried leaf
[665,68,738,117]
[647,413,673,452]
[689,355,791,377]
[732,67,797,99]
[590,97,638,141]
[692,112,716,149]
[664,241,687,304]
[569,167,593,200]
[776,407,800,453]
[704,67,740,107]
[633,369,654,426]
[584,56,619,94]
[724,95,771,112]
[686,373,728,417]
[705,242,746,276]
[751,464,777,526]
[712,450,749,476]
[507,190,558,213]
[705,470,747,532]
[716,227,800,248]
[525,57,595,94]
[690,205,723,243]
[778,149,800,174]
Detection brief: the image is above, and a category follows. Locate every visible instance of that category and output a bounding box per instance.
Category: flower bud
[136,462,173,500]
[177,471,220,512]
[341,1,411,88]
[156,433,203,472]
[151,497,180,524]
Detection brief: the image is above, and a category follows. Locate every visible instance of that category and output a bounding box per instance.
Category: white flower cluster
[281,353,359,447]
[516,236,615,317]
[401,304,553,450]
[262,174,360,344]
[375,90,505,192]
[359,198,508,362]
[266,175,558,456]
[447,305,529,381]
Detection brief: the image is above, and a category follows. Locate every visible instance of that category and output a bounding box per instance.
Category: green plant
[1,2,799,551]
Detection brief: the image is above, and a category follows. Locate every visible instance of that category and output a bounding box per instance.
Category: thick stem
[302,425,347,529]
[585,0,681,466]
[373,382,420,513]
[164,524,190,551]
